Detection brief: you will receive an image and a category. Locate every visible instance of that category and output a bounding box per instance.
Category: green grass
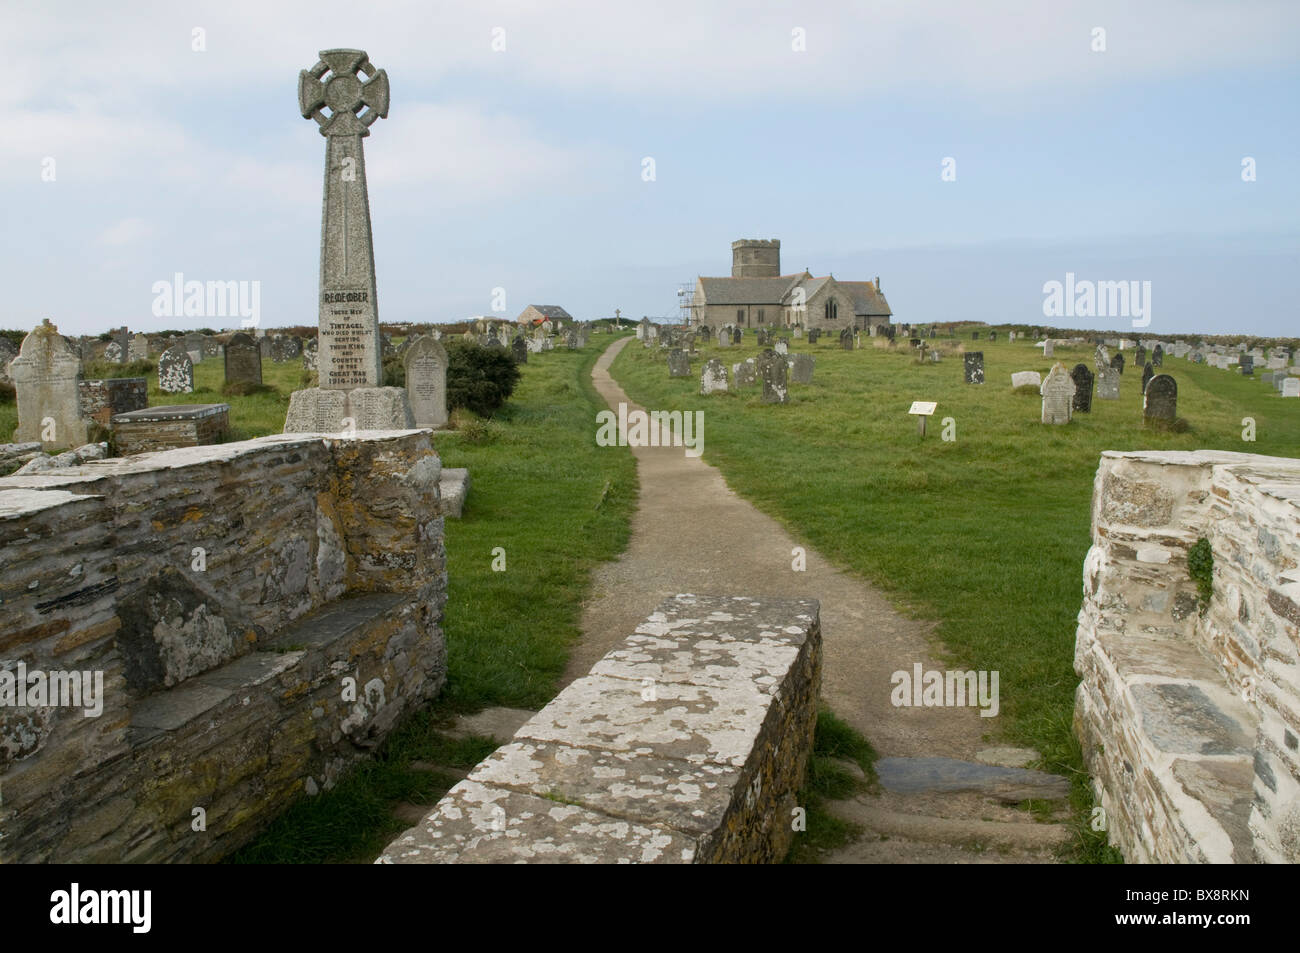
[785,708,879,863]
[613,329,1299,860]
[227,334,638,861]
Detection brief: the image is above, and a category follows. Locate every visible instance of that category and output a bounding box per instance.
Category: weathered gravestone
[1043,340,1054,358]
[963,352,984,384]
[1111,353,1124,375]
[1141,362,1154,396]
[0,336,17,380]
[700,358,728,395]
[284,48,414,433]
[756,349,788,404]
[10,319,89,450]
[1135,345,1146,367]
[1240,355,1254,376]
[103,341,124,363]
[158,344,194,394]
[302,336,318,371]
[403,335,448,429]
[183,332,206,363]
[808,329,819,345]
[564,329,578,350]
[840,328,854,351]
[667,348,691,377]
[1095,344,1109,370]
[128,333,149,362]
[789,353,814,384]
[732,328,742,345]
[972,331,981,341]
[1152,344,1163,367]
[1143,374,1177,425]
[1011,371,1041,389]
[774,337,788,356]
[270,334,301,363]
[1283,377,1300,398]
[511,336,528,363]
[1040,363,1075,425]
[732,360,756,388]
[989,331,997,342]
[1096,365,1119,400]
[699,326,711,345]
[792,327,802,339]
[1070,363,1094,412]
[715,326,731,348]
[224,331,263,385]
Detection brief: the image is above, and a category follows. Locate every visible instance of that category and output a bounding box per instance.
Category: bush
[0,381,14,403]
[446,340,521,418]
[381,355,405,388]
[1188,537,1214,615]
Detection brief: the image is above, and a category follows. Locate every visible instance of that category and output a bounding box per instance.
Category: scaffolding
[677,282,695,325]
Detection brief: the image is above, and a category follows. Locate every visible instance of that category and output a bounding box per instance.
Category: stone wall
[79,377,148,427]
[0,430,448,862]
[1074,449,1300,863]
[379,594,820,864]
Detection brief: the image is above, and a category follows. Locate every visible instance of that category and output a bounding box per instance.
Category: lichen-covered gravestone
[224,331,263,385]
[284,48,414,433]
[158,344,194,394]
[1095,344,1109,370]
[667,348,691,378]
[1134,345,1147,367]
[1143,374,1177,424]
[270,334,301,363]
[789,353,814,384]
[756,349,788,404]
[732,360,756,388]
[1095,365,1119,400]
[1240,355,1254,376]
[700,358,728,395]
[103,341,124,363]
[774,337,788,356]
[10,319,88,450]
[1040,363,1075,424]
[128,333,149,362]
[1011,371,1041,389]
[1152,344,1163,367]
[403,335,448,429]
[964,351,984,384]
[840,328,853,351]
[1070,363,1094,412]
[302,336,318,371]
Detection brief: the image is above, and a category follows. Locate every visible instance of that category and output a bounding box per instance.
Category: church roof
[838,281,893,316]
[696,276,799,305]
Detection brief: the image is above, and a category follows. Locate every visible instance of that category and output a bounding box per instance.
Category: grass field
[610,330,1300,857]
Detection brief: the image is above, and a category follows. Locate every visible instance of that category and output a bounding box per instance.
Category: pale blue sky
[2,0,1297,337]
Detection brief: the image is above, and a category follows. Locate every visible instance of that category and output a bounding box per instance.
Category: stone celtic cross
[299,49,389,390]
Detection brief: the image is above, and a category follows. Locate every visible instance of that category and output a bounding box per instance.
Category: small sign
[908,401,937,416]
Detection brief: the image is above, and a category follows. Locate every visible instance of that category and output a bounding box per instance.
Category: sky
[2,0,1298,338]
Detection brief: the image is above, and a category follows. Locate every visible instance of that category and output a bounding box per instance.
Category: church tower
[731,239,781,278]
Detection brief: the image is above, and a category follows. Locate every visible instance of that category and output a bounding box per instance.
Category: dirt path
[564,336,1068,862]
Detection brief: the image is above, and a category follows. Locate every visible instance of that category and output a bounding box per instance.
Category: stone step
[827,796,1069,854]
[875,756,1071,803]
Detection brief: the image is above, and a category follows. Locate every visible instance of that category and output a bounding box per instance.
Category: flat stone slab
[876,756,1070,802]
[1131,682,1254,757]
[378,780,697,864]
[449,706,535,741]
[111,403,229,423]
[439,467,469,518]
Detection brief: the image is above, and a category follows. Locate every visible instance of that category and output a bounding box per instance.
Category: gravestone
[755,328,768,346]
[667,348,691,378]
[808,329,820,345]
[1144,374,1177,424]
[789,353,815,384]
[270,334,301,363]
[699,326,711,345]
[1152,344,1163,367]
[158,344,194,394]
[792,327,802,339]
[732,360,756,387]
[224,332,263,385]
[403,335,448,429]
[565,329,578,350]
[972,331,980,341]
[285,48,414,433]
[1095,344,1109,369]
[1141,362,1154,396]
[1135,345,1147,367]
[1040,363,1075,425]
[774,338,788,356]
[840,328,854,351]
[756,349,788,404]
[930,328,937,339]
[1111,353,1124,375]
[700,358,728,395]
[103,341,124,363]
[183,332,206,363]
[302,336,319,371]
[1096,365,1120,399]
[1070,363,1094,412]
[1043,340,1054,358]
[128,333,149,362]
[0,336,17,380]
[715,326,731,348]
[732,328,742,345]
[1240,356,1254,376]
[10,319,88,450]
[1283,377,1300,398]
[1011,371,1041,389]
[989,331,997,342]
[963,352,984,384]
[511,335,528,363]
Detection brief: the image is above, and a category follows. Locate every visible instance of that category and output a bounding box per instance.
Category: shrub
[381,355,405,388]
[446,340,521,418]
[0,381,14,403]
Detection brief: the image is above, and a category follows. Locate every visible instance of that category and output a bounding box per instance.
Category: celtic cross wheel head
[299,49,389,137]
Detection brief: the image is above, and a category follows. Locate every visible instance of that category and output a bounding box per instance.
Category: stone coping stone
[439,467,470,519]
[379,593,820,864]
[263,591,405,652]
[0,486,99,520]
[111,403,229,423]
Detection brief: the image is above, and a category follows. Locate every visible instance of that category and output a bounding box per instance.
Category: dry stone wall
[1074,449,1300,863]
[379,594,821,864]
[0,430,448,862]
